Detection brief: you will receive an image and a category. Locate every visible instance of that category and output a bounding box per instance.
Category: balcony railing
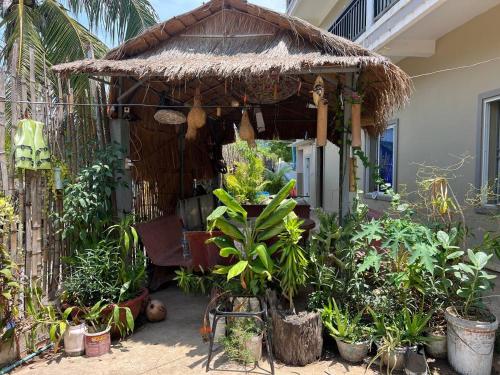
[374,0,399,20]
[328,0,367,41]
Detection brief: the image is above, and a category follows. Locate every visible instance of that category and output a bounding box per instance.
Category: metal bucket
[445,306,498,375]
[335,338,370,363]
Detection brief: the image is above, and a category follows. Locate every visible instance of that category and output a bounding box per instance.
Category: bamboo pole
[0,70,8,194]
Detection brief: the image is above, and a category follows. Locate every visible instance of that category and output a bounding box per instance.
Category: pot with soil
[445,306,498,375]
[335,338,371,363]
[84,326,111,357]
[109,287,149,338]
[379,345,417,372]
[63,323,86,357]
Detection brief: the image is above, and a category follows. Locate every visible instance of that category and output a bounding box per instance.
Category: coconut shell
[146,299,167,322]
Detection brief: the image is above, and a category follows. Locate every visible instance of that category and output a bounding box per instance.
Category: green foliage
[276,215,308,310]
[321,299,369,344]
[219,318,262,364]
[265,166,291,195]
[0,196,19,345]
[258,140,292,163]
[54,144,124,253]
[81,299,134,337]
[224,146,269,204]
[174,268,212,295]
[208,180,296,295]
[452,249,496,317]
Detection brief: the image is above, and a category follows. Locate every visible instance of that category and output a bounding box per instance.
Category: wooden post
[88,48,105,149]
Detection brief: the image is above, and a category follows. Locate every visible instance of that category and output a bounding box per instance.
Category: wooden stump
[267,291,323,366]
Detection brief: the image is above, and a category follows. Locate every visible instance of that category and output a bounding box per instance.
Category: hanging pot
[316,100,328,147]
[351,102,362,149]
[239,109,255,147]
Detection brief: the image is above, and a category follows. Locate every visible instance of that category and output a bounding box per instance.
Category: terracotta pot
[109,287,149,338]
[84,326,111,357]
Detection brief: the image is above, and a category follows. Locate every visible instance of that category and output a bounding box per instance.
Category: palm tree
[0,0,158,94]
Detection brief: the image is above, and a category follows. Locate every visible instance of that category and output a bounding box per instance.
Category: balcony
[329,0,399,41]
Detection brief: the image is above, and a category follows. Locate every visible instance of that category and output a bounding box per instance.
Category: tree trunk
[267,290,323,366]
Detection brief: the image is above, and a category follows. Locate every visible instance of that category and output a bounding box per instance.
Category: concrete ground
[14,287,460,375]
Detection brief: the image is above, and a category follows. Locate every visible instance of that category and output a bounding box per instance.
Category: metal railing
[374,0,399,20]
[328,0,367,41]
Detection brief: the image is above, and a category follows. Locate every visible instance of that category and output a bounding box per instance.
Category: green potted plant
[321,299,371,363]
[219,318,263,364]
[445,249,497,375]
[81,300,134,357]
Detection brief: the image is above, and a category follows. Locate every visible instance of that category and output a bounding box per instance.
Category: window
[481,96,500,205]
[366,121,398,195]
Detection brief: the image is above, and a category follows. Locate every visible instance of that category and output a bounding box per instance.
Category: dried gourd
[239,109,255,147]
[187,87,206,129]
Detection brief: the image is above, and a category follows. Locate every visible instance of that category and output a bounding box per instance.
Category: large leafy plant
[208,180,297,295]
[55,144,124,253]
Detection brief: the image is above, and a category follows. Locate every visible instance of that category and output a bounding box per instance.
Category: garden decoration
[14,119,51,170]
[186,87,206,140]
[239,109,256,147]
[154,92,186,125]
[350,93,362,149]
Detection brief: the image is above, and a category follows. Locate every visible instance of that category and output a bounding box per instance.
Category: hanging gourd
[349,157,357,192]
[187,87,206,129]
[316,100,328,147]
[351,92,362,149]
[239,109,256,147]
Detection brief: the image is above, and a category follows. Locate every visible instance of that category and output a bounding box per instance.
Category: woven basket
[154,109,186,125]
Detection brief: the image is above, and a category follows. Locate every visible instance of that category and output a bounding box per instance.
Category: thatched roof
[52,0,411,131]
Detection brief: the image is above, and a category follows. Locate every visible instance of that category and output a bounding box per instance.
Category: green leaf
[255,199,297,231]
[125,307,134,332]
[254,244,270,271]
[227,260,248,280]
[437,231,449,245]
[446,250,464,260]
[255,179,295,226]
[206,206,228,224]
[409,243,437,273]
[206,236,233,249]
[213,218,244,241]
[357,249,381,273]
[220,247,241,258]
[213,189,247,217]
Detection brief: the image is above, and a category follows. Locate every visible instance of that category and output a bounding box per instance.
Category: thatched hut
[53,0,411,221]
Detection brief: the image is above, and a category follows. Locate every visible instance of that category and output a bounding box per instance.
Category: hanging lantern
[187,87,206,130]
[154,92,186,125]
[351,93,362,149]
[312,76,325,107]
[239,109,255,147]
[316,100,328,147]
[349,157,357,192]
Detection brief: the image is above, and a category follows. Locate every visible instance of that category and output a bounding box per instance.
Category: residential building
[288,0,500,253]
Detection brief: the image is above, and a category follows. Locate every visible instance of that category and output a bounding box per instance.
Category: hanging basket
[234,75,300,104]
[154,109,186,125]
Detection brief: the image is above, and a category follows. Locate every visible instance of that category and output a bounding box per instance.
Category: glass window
[367,122,398,194]
[482,98,500,205]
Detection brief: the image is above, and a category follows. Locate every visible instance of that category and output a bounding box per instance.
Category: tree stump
[267,291,323,366]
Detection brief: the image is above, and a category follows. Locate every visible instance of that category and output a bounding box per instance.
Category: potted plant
[81,300,134,357]
[25,283,84,356]
[445,249,497,375]
[219,318,263,364]
[425,310,447,359]
[321,299,370,363]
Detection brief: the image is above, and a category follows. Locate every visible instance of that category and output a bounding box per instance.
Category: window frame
[364,119,398,200]
[479,93,500,207]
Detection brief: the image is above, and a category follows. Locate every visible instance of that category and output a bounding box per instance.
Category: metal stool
[206,295,275,375]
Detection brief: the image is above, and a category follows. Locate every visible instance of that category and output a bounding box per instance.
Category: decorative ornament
[187,87,206,130]
[146,299,167,322]
[312,76,325,107]
[239,109,256,147]
[154,92,186,125]
[316,100,328,147]
[351,92,362,149]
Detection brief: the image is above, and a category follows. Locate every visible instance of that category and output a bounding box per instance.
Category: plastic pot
[424,332,447,359]
[335,338,370,363]
[84,326,111,357]
[244,333,263,363]
[445,306,498,375]
[63,323,86,357]
[378,344,417,372]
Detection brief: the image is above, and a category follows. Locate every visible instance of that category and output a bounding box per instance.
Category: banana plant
[207,179,297,296]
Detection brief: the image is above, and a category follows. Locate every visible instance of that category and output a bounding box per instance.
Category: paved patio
[14,287,459,375]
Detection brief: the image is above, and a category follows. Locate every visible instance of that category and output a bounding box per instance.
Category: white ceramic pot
[445,306,498,375]
[63,323,86,357]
